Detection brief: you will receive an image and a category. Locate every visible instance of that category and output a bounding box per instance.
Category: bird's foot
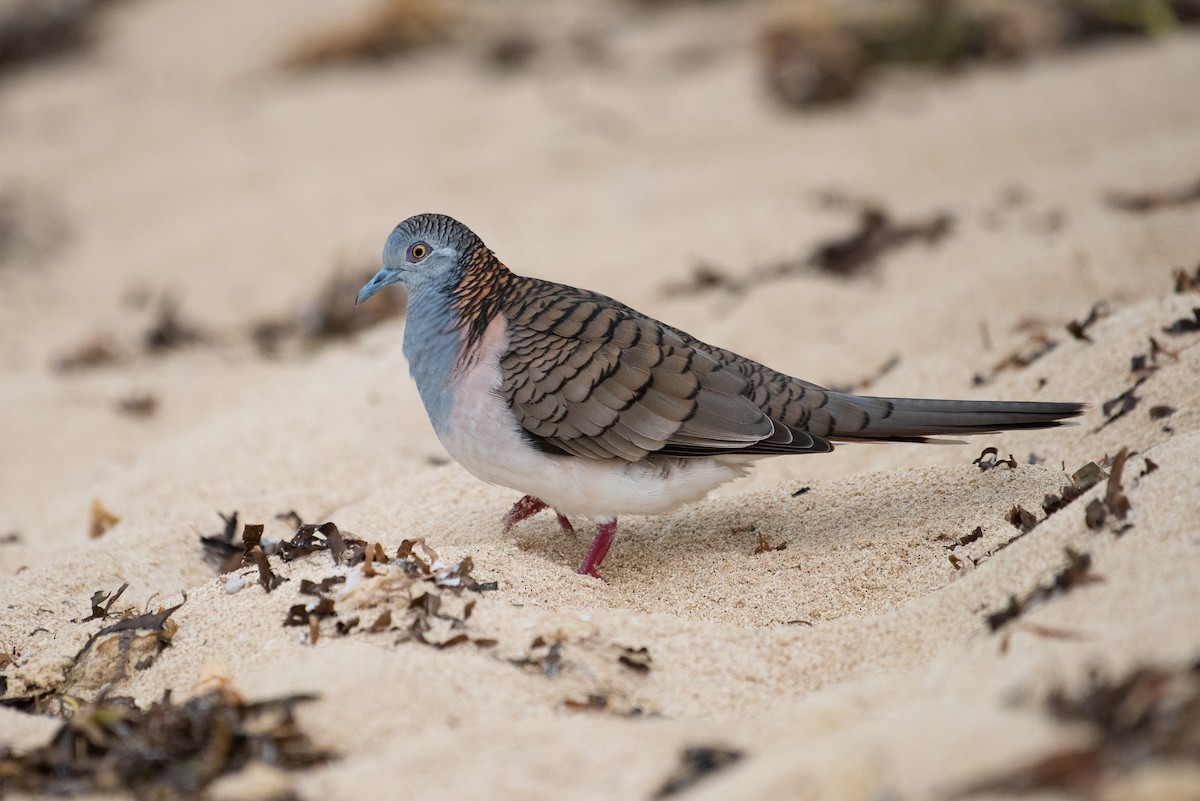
[577,518,618,580]
[501,495,547,532]
[554,512,575,534]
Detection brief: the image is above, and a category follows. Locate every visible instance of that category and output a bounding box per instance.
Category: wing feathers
[496,277,1079,463]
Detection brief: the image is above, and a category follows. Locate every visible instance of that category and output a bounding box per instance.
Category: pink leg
[502,495,547,532]
[578,518,618,579]
[502,496,575,535]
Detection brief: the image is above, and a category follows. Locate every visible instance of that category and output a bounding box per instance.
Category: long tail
[826,394,1086,443]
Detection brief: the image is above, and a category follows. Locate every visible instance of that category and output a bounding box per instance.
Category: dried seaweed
[759,1,1200,115]
[1107,176,1200,212]
[760,25,866,108]
[275,529,495,647]
[284,597,337,644]
[251,267,406,357]
[943,526,984,552]
[809,207,955,277]
[654,746,744,798]
[957,664,1200,797]
[199,511,245,574]
[1065,301,1108,342]
[1097,376,1147,430]
[115,392,158,418]
[985,547,1101,632]
[1174,264,1200,293]
[143,297,210,353]
[1085,448,1132,532]
[972,333,1057,386]
[973,446,1017,471]
[0,0,122,71]
[828,354,901,394]
[662,205,953,295]
[54,335,122,372]
[1007,505,1037,533]
[72,596,185,682]
[248,545,284,593]
[1162,307,1200,335]
[790,486,811,497]
[1042,461,1106,516]
[753,535,788,554]
[1148,404,1176,420]
[88,497,120,539]
[511,637,565,677]
[81,584,129,622]
[659,261,736,297]
[487,31,540,72]
[0,689,333,798]
[282,0,449,70]
[617,646,652,674]
[1130,336,1178,381]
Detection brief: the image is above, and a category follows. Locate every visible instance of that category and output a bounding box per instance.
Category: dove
[357,213,1084,579]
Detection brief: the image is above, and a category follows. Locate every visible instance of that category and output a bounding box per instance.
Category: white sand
[2,2,1199,798]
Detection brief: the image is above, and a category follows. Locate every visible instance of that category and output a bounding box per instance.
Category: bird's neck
[401,247,513,429]
[447,246,513,354]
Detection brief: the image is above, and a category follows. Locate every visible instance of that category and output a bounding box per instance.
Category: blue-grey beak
[356,267,401,306]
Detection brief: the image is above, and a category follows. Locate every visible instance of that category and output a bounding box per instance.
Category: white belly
[431,318,751,519]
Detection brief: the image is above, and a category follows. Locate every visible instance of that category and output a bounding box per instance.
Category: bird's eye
[407,242,429,262]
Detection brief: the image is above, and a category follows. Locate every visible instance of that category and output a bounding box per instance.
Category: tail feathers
[829,394,1086,442]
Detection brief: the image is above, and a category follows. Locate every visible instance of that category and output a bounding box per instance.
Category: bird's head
[356,213,482,305]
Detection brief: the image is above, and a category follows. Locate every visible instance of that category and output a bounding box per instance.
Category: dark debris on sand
[955,663,1200,798]
[0,689,333,799]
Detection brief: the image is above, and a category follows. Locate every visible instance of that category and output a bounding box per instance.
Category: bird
[356,213,1084,579]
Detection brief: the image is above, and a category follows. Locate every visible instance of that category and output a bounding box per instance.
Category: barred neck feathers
[448,245,513,359]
